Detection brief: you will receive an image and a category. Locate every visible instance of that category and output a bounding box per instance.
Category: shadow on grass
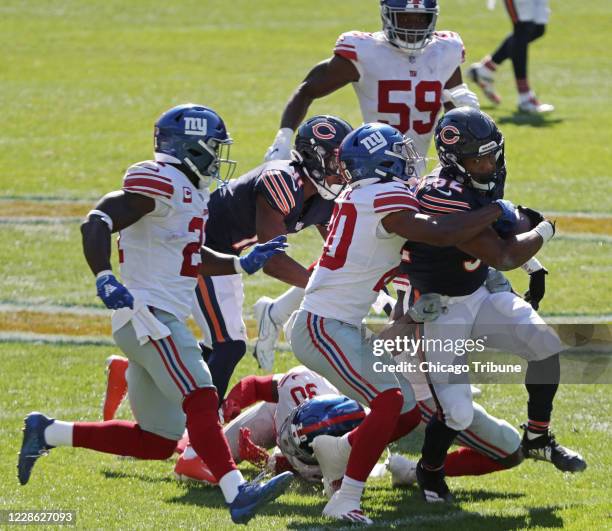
[497,112,564,127]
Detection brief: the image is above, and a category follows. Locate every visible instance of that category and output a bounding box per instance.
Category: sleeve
[334,32,360,62]
[122,162,175,208]
[417,185,472,215]
[435,30,465,67]
[373,185,420,216]
[255,169,298,217]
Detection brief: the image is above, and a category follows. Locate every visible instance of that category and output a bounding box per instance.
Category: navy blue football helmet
[278,395,366,465]
[434,107,506,193]
[380,0,439,51]
[154,103,236,188]
[293,115,353,200]
[338,122,420,185]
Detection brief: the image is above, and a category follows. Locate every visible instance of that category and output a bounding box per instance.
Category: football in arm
[498,209,534,239]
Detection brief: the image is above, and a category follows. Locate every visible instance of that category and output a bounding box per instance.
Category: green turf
[1,0,611,528]
[0,342,610,529]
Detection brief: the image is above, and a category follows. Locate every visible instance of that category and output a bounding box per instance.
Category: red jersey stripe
[261,176,289,215]
[375,204,419,214]
[126,172,173,183]
[267,173,291,215]
[419,202,465,214]
[123,186,172,199]
[374,195,419,208]
[334,49,357,61]
[124,177,174,195]
[274,171,296,209]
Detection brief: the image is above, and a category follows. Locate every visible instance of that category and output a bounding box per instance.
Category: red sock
[388,406,422,444]
[73,421,176,459]
[444,447,506,476]
[483,57,497,71]
[345,389,402,481]
[517,78,530,94]
[183,387,236,481]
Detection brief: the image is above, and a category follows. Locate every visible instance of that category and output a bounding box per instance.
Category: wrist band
[233,256,244,274]
[521,257,544,274]
[96,269,113,279]
[533,221,555,243]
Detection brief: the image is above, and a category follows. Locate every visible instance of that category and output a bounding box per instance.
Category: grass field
[1,0,611,529]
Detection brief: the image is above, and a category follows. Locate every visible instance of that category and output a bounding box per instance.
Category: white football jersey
[273,365,338,435]
[334,30,465,175]
[118,158,209,322]
[302,181,419,326]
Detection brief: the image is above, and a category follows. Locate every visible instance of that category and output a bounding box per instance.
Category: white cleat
[518,93,554,114]
[388,454,418,487]
[468,62,501,105]
[312,435,350,484]
[253,297,280,371]
[323,491,373,525]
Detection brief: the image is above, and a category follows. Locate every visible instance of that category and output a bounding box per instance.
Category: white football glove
[264,128,294,161]
[443,83,480,109]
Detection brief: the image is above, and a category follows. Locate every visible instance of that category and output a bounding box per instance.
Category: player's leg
[253,286,305,371]
[290,310,405,523]
[473,291,586,472]
[193,274,247,401]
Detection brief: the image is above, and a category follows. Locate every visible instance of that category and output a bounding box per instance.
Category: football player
[174,366,365,485]
[255,0,481,370]
[195,115,353,390]
[288,122,518,523]
[469,0,553,113]
[17,104,293,525]
[397,107,585,503]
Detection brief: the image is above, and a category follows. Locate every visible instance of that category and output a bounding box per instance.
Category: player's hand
[238,427,269,467]
[524,268,548,310]
[222,397,242,423]
[239,235,289,275]
[518,205,545,228]
[96,272,134,310]
[493,199,518,233]
[264,128,293,161]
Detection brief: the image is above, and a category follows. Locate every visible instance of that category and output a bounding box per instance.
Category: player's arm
[255,195,311,288]
[382,201,507,247]
[443,67,479,110]
[316,223,329,240]
[457,226,553,271]
[199,234,288,277]
[81,191,155,276]
[222,374,280,423]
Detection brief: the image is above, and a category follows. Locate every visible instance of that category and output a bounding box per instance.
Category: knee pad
[446,401,474,432]
[497,448,524,469]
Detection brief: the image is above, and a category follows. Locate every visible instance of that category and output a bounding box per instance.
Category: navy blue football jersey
[400,167,498,297]
[205,160,334,255]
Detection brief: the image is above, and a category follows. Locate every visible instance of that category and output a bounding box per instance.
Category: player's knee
[446,402,474,432]
[497,448,524,469]
[182,386,220,419]
[531,23,546,41]
[139,427,178,460]
[371,388,403,416]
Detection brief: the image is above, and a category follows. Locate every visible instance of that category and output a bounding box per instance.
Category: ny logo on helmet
[184,117,208,136]
[360,131,387,153]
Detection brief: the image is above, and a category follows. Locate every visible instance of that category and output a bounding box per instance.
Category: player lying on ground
[288,122,518,524]
[395,107,586,503]
[17,103,293,525]
[254,0,482,370]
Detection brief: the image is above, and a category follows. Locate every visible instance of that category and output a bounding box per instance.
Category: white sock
[183,445,197,460]
[219,469,245,504]
[269,287,305,325]
[44,420,73,447]
[338,475,365,504]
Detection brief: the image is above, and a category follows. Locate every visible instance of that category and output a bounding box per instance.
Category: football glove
[517,205,545,228]
[96,273,134,310]
[493,199,518,233]
[222,397,242,423]
[239,235,288,275]
[524,268,548,310]
[485,268,512,293]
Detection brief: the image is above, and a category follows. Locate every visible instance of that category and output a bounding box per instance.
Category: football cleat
[103,355,128,421]
[252,297,280,371]
[416,459,452,503]
[17,412,55,485]
[312,434,350,484]
[468,63,501,105]
[174,453,218,485]
[229,471,293,525]
[520,425,587,473]
[388,453,418,487]
[322,477,343,499]
[323,491,373,525]
[518,93,554,114]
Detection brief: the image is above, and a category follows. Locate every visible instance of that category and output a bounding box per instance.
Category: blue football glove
[493,199,518,234]
[96,273,134,310]
[239,235,289,275]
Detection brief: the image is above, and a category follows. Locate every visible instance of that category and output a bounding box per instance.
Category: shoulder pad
[122,160,175,202]
[373,182,419,214]
[334,31,373,62]
[256,169,300,216]
[433,30,465,63]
